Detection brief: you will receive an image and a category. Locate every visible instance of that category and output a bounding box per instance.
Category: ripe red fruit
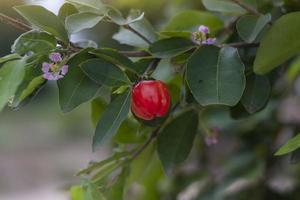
[131,80,171,120]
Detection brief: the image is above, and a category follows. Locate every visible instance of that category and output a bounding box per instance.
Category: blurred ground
[0,84,109,199]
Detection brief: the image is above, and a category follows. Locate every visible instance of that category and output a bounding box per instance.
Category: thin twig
[231,0,260,16]
[130,127,160,160]
[123,24,152,45]
[142,58,161,77]
[0,13,31,31]
[119,50,151,57]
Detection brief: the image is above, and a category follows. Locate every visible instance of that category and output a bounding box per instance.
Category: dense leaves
[14,5,69,42]
[65,12,104,34]
[157,109,199,171]
[12,31,56,55]
[241,74,271,114]
[80,58,131,87]
[236,14,271,43]
[58,50,101,113]
[149,37,195,58]
[254,12,300,74]
[92,90,131,151]
[187,46,245,106]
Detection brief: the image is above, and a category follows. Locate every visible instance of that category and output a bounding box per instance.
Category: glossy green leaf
[133,58,155,75]
[254,12,300,74]
[163,10,224,33]
[157,109,199,171]
[58,50,101,113]
[80,58,131,87]
[0,60,25,111]
[0,54,21,65]
[90,48,137,73]
[241,74,271,114]
[66,12,104,34]
[12,31,56,55]
[14,5,69,42]
[149,37,195,58]
[275,133,300,156]
[107,9,144,25]
[186,46,246,106]
[236,14,271,43]
[58,3,78,22]
[113,10,157,48]
[93,90,131,151]
[11,76,45,109]
[202,0,247,15]
[75,40,98,48]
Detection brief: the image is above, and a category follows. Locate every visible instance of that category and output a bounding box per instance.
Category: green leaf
[80,58,131,87]
[90,48,137,73]
[254,12,300,74]
[113,10,157,48]
[0,54,21,65]
[107,9,144,25]
[12,31,56,55]
[66,0,105,11]
[157,109,199,171]
[93,90,131,151]
[14,5,69,43]
[70,186,85,200]
[236,14,271,43]
[163,10,224,33]
[0,59,25,111]
[275,133,300,156]
[133,58,155,75]
[84,182,106,200]
[11,76,46,109]
[58,50,101,113]
[186,46,246,106]
[66,12,104,34]
[149,37,195,58]
[58,3,78,22]
[202,0,247,15]
[241,74,270,114]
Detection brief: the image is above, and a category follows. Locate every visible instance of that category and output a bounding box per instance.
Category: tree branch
[0,13,31,31]
[143,58,161,77]
[130,127,160,160]
[119,50,151,57]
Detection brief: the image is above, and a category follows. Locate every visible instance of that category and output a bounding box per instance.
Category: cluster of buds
[42,52,69,81]
[191,25,216,46]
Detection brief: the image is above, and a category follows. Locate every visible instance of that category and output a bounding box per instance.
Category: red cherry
[131,80,171,120]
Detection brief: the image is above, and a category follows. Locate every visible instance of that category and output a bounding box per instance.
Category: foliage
[0,0,300,199]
